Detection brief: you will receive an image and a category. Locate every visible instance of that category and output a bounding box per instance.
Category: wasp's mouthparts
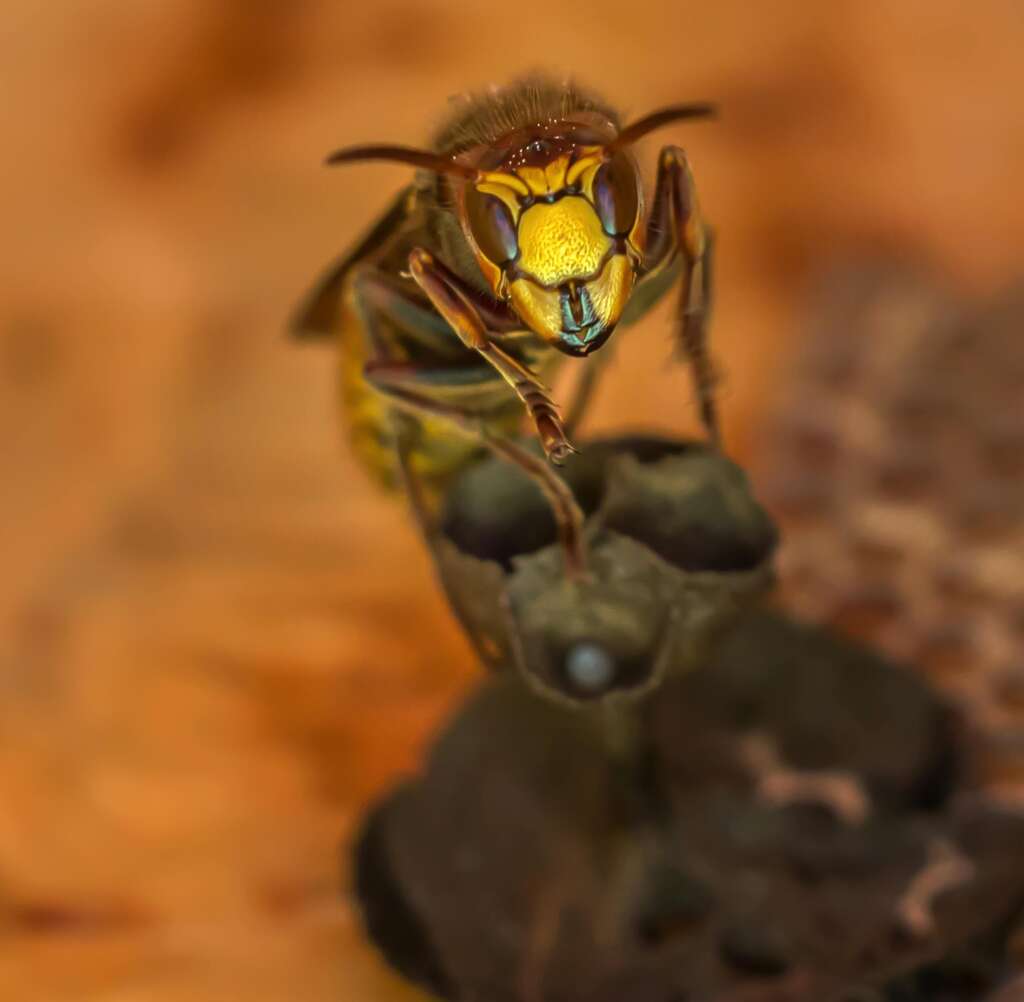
[560,323,613,356]
[557,281,614,354]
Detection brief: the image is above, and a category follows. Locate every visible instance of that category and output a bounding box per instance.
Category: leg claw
[534,410,577,466]
[547,441,578,466]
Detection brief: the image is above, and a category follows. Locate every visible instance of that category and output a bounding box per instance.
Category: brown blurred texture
[1,2,1022,999]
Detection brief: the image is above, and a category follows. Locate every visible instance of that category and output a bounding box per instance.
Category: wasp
[292,77,717,577]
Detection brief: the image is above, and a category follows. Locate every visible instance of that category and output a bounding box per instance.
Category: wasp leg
[639,146,720,447]
[349,266,467,359]
[347,262,588,576]
[407,248,577,465]
[364,366,587,579]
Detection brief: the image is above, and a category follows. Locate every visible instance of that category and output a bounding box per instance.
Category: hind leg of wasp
[406,248,577,465]
[639,146,720,448]
[363,368,587,579]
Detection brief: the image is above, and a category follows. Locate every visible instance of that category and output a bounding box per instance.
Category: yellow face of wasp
[462,147,641,356]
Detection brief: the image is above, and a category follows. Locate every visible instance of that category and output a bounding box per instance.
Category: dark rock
[719,921,791,976]
[351,613,1024,1001]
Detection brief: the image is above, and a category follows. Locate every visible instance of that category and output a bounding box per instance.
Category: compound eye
[593,151,640,237]
[465,187,519,265]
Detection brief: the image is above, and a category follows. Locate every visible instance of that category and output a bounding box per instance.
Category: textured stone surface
[355,612,1024,1001]
[434,438,775,702]
[754,271,1024,809]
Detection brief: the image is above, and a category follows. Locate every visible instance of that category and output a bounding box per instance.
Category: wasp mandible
[293,77,717,577]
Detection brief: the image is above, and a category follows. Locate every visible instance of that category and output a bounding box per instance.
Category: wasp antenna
[609,103,716,150]
[324,144,479,180]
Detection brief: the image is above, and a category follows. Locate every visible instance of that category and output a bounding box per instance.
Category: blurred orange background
[1,2,1022,999]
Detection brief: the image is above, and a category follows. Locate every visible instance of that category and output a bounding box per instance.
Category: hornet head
[323,100,714,356]
[458,129,645,355]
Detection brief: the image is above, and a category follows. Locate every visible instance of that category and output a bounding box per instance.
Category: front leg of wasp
[348,264,587,578]
[407,248,577,465]
[377,383,587,578]
[642,146,720,447]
